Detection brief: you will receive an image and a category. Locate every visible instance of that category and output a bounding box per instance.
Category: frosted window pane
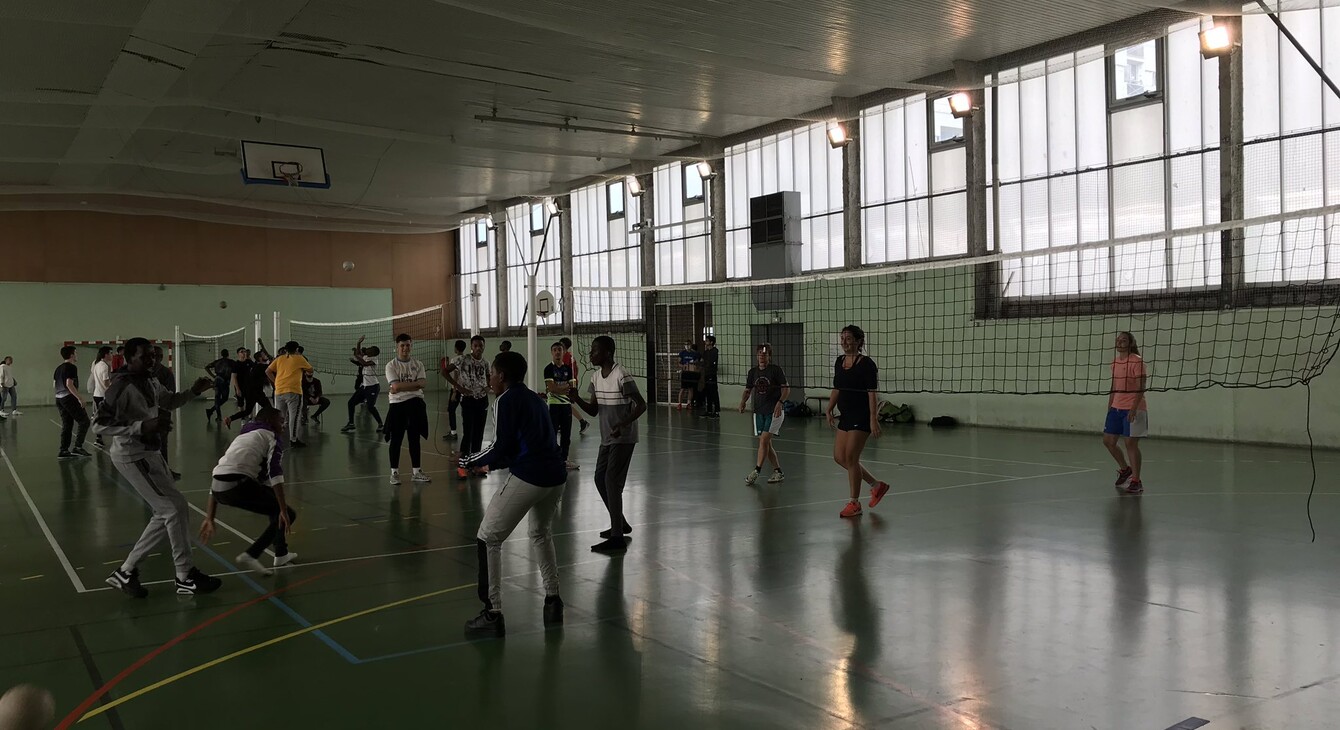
[932,193,968,256]
[1243,14,1280,139]
[1076,56,1109,167]
[1111,104,1164,162]
[931,147,966,193]
[1046,63,1077,173]
[1279,8,1322,134]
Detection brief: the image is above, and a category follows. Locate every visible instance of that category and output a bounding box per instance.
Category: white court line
[1,446,89,593]
[646,432,1017,478]
[655,425,1090,470]
[80,463,1100,593]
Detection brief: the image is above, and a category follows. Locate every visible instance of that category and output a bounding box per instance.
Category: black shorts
[680,372,700,389]
[837,404,871,432]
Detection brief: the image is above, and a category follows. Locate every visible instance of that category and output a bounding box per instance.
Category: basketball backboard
[239,140,330,189]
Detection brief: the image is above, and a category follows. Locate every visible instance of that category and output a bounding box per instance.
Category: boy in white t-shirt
[90,346,113,447]
[0,355,19,416]
[384,333,431,485]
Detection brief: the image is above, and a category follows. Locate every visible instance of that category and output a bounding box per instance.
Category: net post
[172,326,182,392]
[1216,14,1245,308]
[527,273,539,391]
[470,283,480,337]
[254,314,262,352]
[272,311,280,354]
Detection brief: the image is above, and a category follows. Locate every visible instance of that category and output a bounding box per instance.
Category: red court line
[55,570,335,730]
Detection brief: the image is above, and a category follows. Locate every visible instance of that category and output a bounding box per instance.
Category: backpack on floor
[929,416,959,429]
[878,401,914,424]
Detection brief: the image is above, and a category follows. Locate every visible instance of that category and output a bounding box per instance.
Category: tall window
[988,23,1219,299]
[655,162,712,284]
[862,94,969,263]
[458,218,498,331]
[573,181,642,322]
[506,202,562,328]
[1242,5,1340,282]
[725,122,844,277]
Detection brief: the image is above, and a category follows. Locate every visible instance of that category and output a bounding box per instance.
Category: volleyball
[219,300,228,309]
[0,684,55,730]
[342,260,355,271]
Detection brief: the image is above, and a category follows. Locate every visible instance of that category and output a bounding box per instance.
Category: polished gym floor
[2,403,1338,729]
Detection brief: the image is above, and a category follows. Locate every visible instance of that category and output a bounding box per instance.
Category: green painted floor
[2,404,1339,729]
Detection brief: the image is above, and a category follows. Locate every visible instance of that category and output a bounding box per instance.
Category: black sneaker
[292,440,307,448]
[71,446,93,457]
[579,420,589,435]
[590,538,628,555]
[341,423,355,433]
[464,609,505,638]
[543,596,564,626]
[175,568,222,595]
[105,568,148,598]
[598,522,633,540]
[57,450,73,460]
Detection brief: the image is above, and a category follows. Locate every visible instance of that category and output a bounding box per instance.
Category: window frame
[927,94,966,151]
[682,162,706,203]
[530,203,546,235]
[474,219,489,246]
[1106,37,1166,112]
[606,181,626,220]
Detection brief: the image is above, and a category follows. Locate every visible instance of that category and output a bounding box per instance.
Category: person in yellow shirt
[266,340,314,447]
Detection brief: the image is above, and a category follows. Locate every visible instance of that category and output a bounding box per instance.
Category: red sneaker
[1124,480,1144,495]
[868,481,890,508]
[840,501,862,519]
[1114,467,1133,486]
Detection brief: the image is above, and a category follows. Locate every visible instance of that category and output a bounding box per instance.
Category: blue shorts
[1103,407,1148,438]
[753,412,785,436]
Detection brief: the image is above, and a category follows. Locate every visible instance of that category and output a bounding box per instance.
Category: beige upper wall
[0,211,454,319]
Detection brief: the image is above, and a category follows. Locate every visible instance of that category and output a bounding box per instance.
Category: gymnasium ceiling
[0,0,1220,233]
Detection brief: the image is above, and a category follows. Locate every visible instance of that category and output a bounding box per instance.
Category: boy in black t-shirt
[543,342,578,467]
[54,346,90,459]
[739,343,788,486]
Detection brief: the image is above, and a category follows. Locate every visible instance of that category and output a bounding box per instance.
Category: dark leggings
[448,391,460,432]
[460,396,488,456]
[549,404,572,461]
[213,478,296,558]
[703,380,720,414]
[309,397,331,419]
[208,377,230,415]
[388,424,422,469]
[227,391,271,422]
[346,386,383,426]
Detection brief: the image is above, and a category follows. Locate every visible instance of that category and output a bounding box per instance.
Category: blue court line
[87,458,361,665]
[194,542,361,664]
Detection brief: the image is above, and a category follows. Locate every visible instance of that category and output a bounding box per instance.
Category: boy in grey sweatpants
[97,337,221,598]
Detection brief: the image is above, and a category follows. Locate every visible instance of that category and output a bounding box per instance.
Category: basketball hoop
[275,161,304,187]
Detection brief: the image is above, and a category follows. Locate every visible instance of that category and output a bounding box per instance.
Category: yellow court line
[79,583,473,723]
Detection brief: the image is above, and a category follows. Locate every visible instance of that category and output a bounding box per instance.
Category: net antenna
[289,304,448,378]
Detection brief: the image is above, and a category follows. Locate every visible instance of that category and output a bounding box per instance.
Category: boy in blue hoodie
[460,351,568,638]
[97,338,218,598]
[199,407,297,576]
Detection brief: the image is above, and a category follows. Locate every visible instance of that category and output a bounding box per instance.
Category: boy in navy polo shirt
[461,351,568,638]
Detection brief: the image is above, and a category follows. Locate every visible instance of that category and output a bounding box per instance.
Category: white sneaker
[236,552,275,577]
[9,410,20,416]
[745,469,760,486]
[412,471,432,483]
[389,471,402,485]
[274,552,298,568]
[767,469,786,484]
